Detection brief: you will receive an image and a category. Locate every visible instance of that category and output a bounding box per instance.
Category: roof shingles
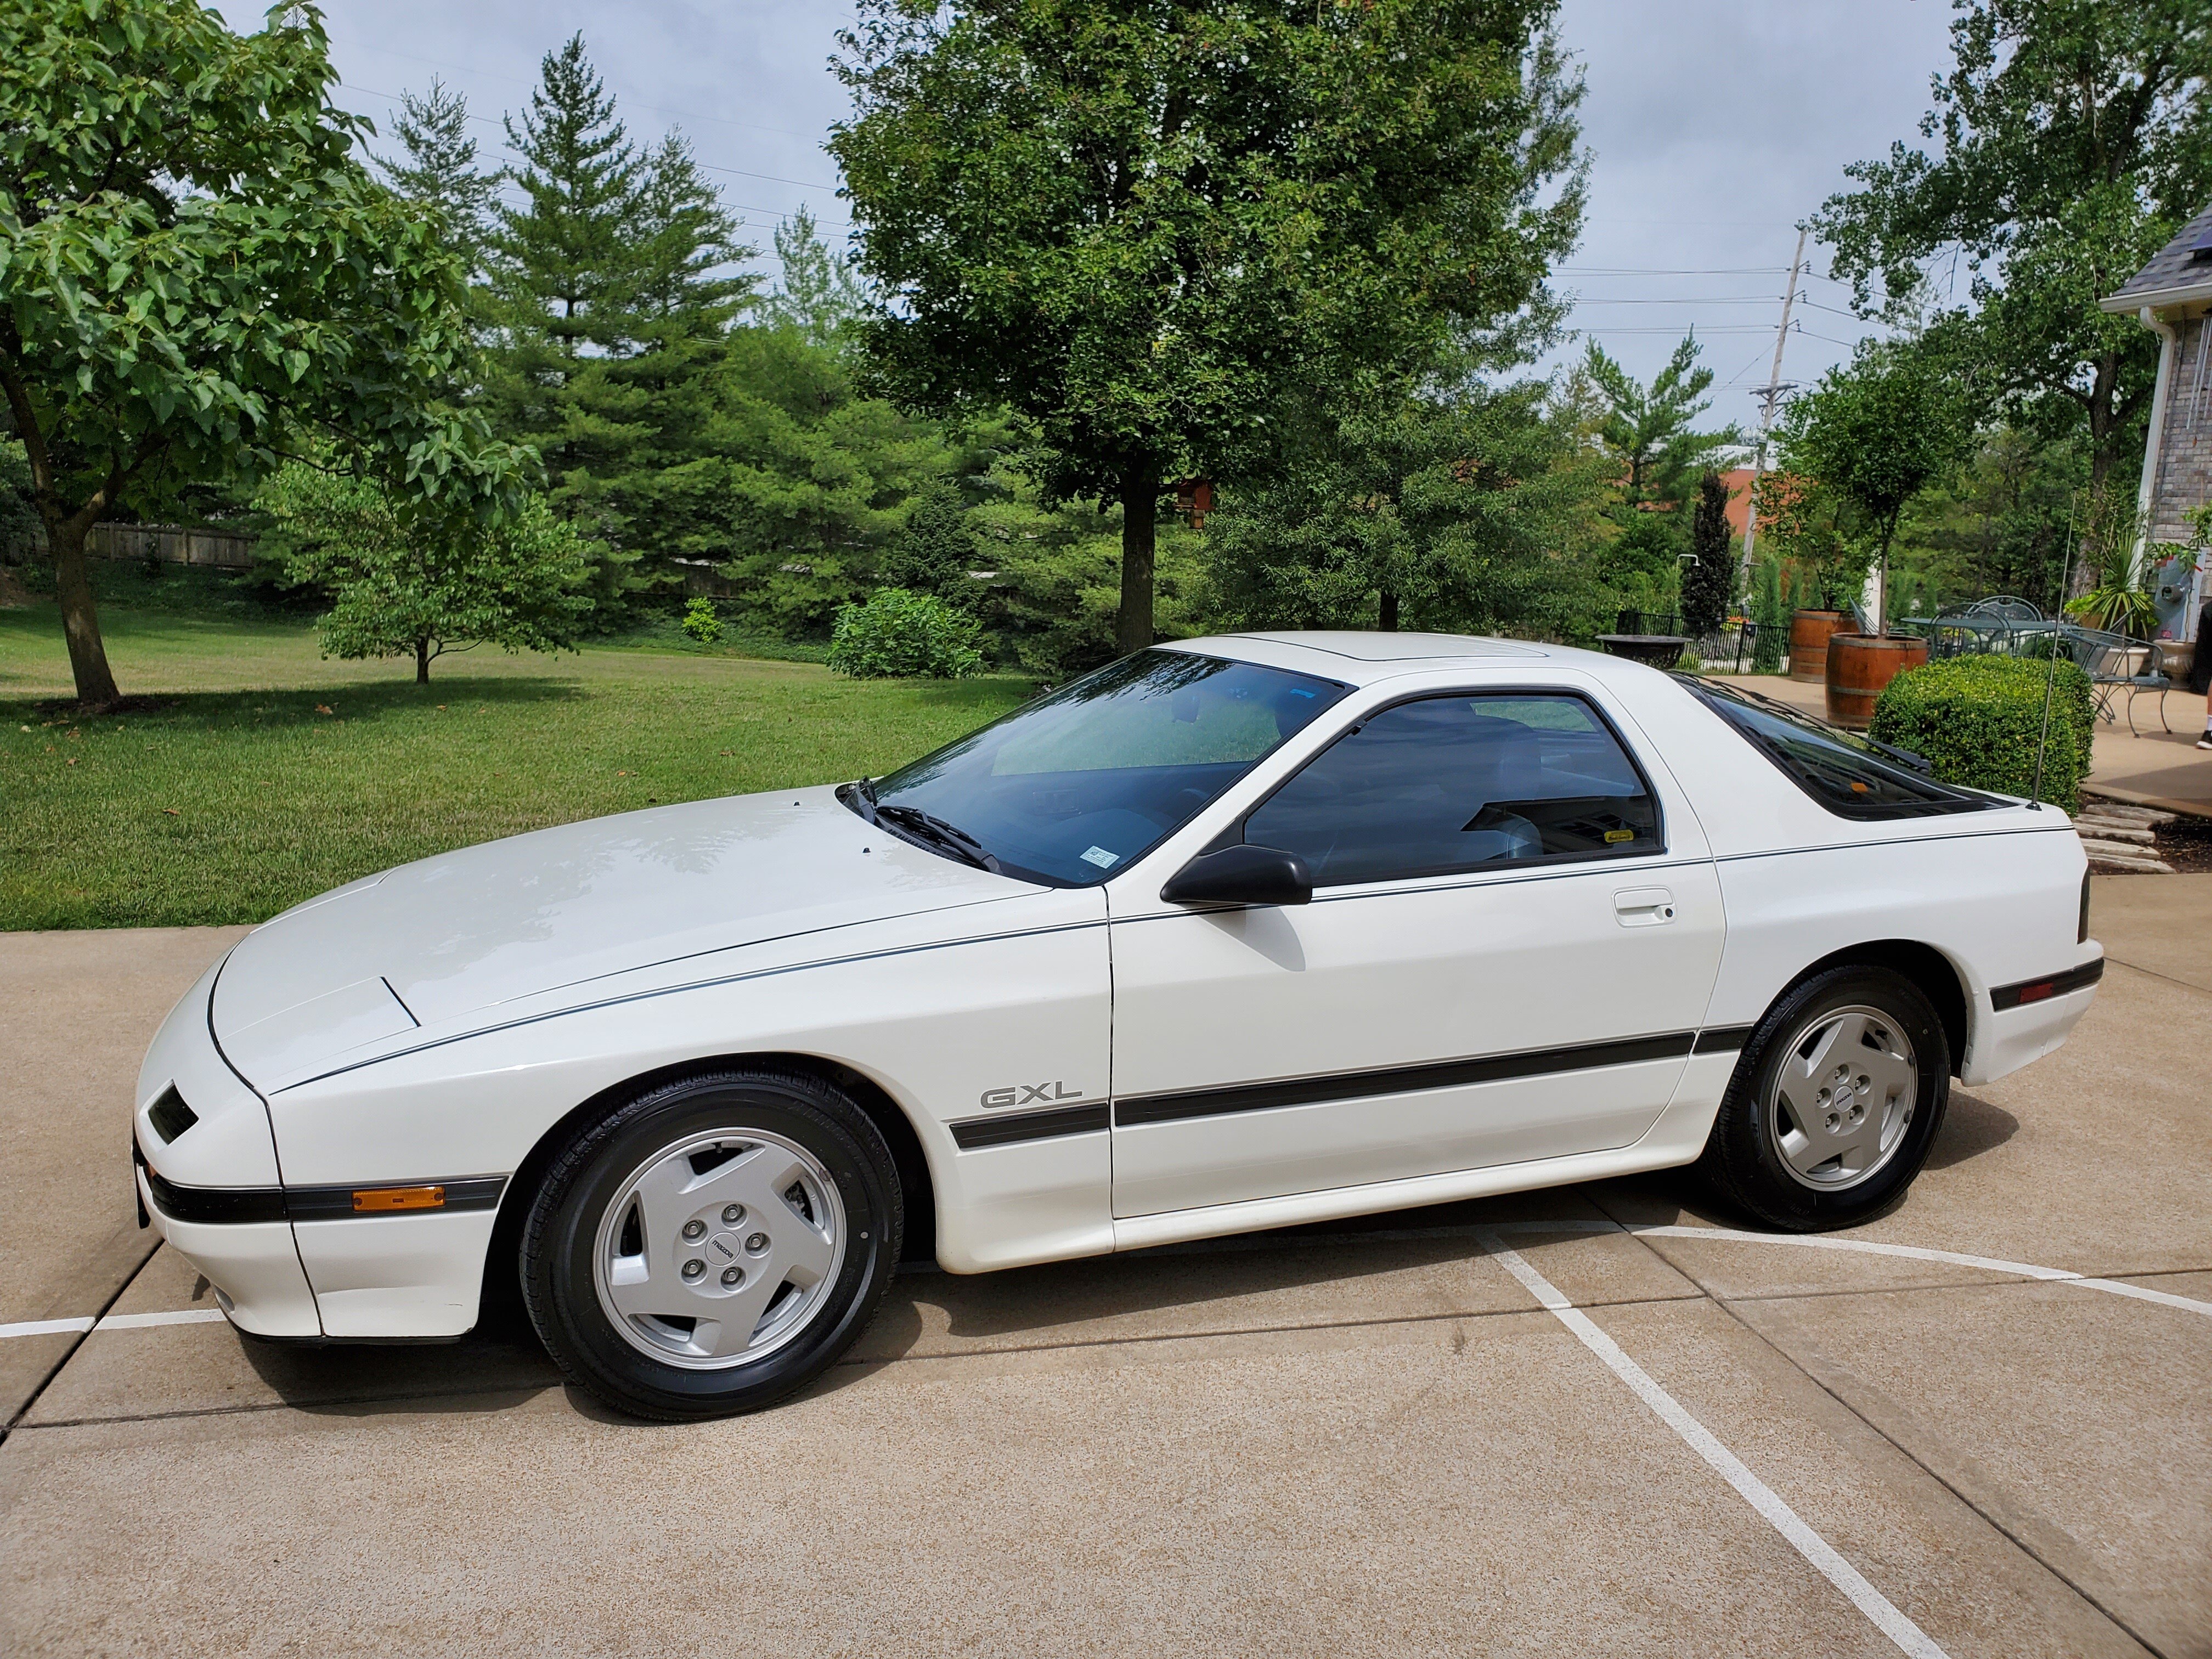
[2106,201,2212,307]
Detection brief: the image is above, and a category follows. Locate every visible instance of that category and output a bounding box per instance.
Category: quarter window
[1241,693,1662,887]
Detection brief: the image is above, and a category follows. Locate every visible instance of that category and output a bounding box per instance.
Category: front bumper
[134,1139,322,1338]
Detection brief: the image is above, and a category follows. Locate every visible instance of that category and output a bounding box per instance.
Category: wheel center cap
[707,1231,743,1264]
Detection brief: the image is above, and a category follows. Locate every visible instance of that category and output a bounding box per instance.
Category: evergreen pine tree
[1752,559,1785,672]
[766,206,868,347]
[1681,468,1733,637]
[377,79,497,278]
[490,36,644,356]
[482,35,755,597]
[882,477,977,606]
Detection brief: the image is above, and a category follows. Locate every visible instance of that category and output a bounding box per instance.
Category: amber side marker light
[353,1185,446,1212]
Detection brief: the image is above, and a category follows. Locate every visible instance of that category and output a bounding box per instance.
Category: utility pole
[1739,227,1807,589]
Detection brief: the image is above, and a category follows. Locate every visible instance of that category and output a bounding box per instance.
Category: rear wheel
[1699,966,1950,1231]
[522,1068,902,1420]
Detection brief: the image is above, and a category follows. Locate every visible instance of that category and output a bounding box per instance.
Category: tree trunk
[1378,589,1400,631]
[416,639,431,684]
[46,511,121,708]
[1115,464,1161,656]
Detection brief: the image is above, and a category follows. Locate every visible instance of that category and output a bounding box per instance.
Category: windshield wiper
[839,777,880,824]
[874,804,1002,873]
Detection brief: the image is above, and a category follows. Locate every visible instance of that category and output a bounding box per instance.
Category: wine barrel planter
[1788,610,1854,683]
[1825,633,1929,730]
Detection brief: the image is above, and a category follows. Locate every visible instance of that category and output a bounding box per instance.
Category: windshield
[1677,675,1995,820]
[852,649,1352,885]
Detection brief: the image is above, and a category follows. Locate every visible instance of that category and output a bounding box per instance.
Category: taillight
[2079,870,2091,944]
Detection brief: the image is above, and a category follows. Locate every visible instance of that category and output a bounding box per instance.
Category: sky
[223,0,1965,419]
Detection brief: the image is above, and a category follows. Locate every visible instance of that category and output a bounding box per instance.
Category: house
[2102,202,2212,644]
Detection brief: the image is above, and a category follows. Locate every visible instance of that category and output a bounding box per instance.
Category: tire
[1697,966,1950,1232]
[522,1068,903,1420]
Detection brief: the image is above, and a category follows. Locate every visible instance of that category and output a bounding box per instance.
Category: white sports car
[133,633,2101,1418]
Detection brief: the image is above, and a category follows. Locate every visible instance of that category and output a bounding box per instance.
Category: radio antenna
[2029,498,2080,812]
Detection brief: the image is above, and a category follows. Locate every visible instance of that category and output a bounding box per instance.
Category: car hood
[211,784,1025,1085]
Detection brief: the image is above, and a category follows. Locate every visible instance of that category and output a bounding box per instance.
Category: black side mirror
[1160,843,1313,907]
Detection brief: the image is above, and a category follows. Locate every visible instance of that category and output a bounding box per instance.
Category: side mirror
[1160,843,1313,907]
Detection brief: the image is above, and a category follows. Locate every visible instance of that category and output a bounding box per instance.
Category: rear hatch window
[1677,675,1997,820]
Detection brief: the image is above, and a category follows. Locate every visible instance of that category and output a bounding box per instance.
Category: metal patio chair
[2058,626,2135,724]
[2125,641,2176,736]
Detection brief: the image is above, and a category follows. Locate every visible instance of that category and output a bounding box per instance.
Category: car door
[1107,686,1725,1219]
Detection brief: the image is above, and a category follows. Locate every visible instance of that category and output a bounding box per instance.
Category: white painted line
[1626,1225,2212,1321]
[2069,1277,2212,1318]
[94,1308,228,1331]
[0,1316,97,1341]
[1480,1232,1951,1659]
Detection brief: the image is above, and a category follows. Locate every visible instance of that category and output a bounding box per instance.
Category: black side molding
[135,1140,287,1224]
[134,1138,506,1224]
[1990,958,2105,1011]
[1693,1026,1754,1054]
[950,1102,1111,1149]
[1114,1031,1700,1129]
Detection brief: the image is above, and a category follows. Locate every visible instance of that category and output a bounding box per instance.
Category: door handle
[1613,887,1677,927]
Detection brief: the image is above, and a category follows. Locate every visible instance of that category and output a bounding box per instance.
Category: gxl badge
[979,1081,1086,1108]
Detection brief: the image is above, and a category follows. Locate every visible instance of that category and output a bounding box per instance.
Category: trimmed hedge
[828,586,985,680]
[1867,653,2094,812]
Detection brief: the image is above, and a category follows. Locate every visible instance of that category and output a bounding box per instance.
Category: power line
[328,33,827,144]
[337,82,854,232]
[1568,295,1795,304]
[338,80,849,201]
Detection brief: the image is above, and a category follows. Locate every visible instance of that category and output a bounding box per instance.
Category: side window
[1242,692,1662,887]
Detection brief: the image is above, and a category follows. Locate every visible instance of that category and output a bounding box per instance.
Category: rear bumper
[1962,955,2104,1086]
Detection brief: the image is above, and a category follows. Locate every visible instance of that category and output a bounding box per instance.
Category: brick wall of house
[2152,313,2212,544]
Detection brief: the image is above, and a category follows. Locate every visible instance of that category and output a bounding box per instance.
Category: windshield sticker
[1080,846,1119,868]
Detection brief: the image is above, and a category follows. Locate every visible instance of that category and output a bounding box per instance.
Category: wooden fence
[91,523,261,568]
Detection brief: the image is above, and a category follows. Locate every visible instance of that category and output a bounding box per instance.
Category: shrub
[828,587,985,679]
[1869,654,2094,812]
[681,596,724,644]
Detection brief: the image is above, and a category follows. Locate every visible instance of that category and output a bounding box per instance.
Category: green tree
[1681,468,1735,636]
[1207,381,1612,641]
[1751,557,1785,671]
[261,464,590,682]
[764,206,870,348]
[0,0,522,706]
[882,476,978,606]
[1772,342,1973,629]
[708,325,963,635]
[483,36,754,591]
[1583,335,1739,509]
[1813,0,2211,501]
[830,0,1586,655]
[378,78,498,278]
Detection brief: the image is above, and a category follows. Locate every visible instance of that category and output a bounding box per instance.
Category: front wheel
[521,1068,902,1420]
[1698,966,1950,1231]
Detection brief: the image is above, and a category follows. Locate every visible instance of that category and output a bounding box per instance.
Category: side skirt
[1107,1082,1728,1255]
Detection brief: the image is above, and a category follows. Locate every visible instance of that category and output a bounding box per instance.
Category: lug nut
[723,1204,744,1226]
[721,1266,743,1287]
[746,1232,769,1255]
[681,1259,706,1280]
[682,1220,706,1242]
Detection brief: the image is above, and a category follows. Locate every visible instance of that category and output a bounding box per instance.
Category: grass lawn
[0,583,1032,931]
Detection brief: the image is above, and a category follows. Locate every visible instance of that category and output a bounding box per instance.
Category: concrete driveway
[3,883,2208,1657]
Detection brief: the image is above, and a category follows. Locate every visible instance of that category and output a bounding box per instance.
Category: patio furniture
[2057,625,2135,723]
[2126,641,2176,735]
